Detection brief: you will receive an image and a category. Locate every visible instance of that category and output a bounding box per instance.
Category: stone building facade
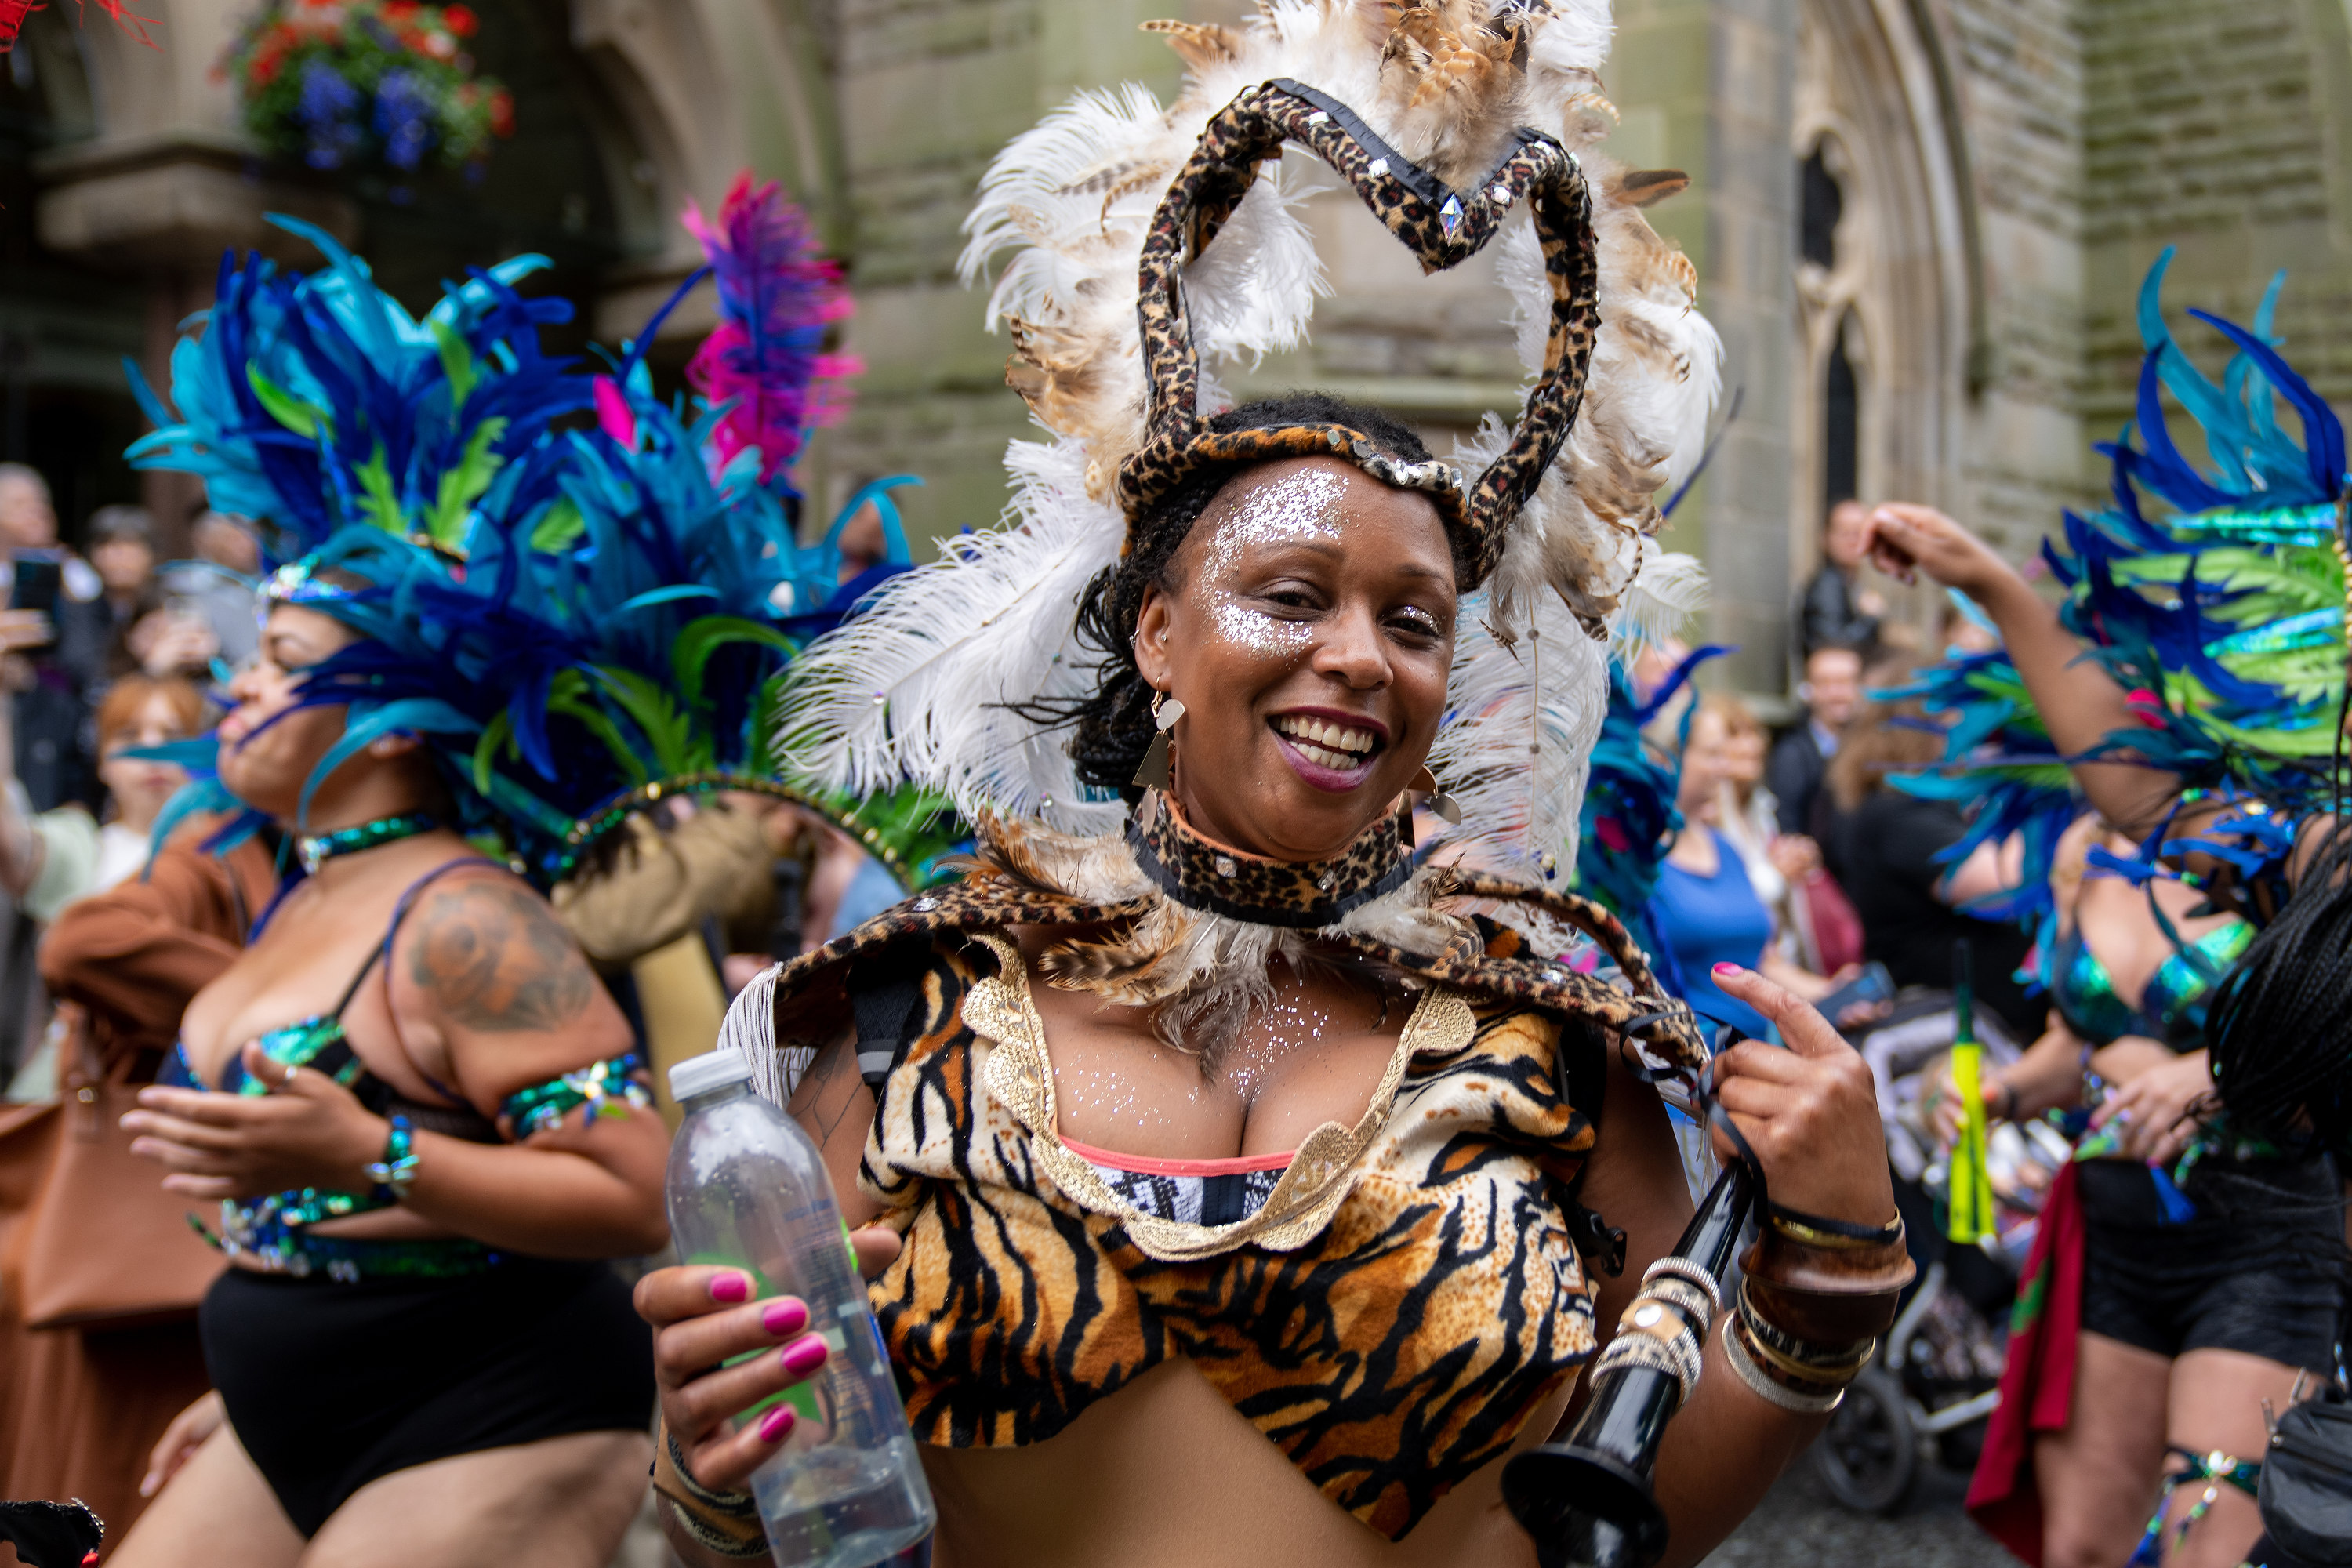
[6,0,2351,693]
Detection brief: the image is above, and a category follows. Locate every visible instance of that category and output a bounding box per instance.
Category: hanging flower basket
[223,1,514,176]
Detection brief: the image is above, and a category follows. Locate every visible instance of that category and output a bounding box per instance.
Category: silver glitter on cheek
[1207,596,1313,659]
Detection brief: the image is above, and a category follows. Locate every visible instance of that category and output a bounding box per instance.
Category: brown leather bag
[4,1023,223,1330]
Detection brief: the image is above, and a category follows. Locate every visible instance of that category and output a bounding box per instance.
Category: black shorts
[201,1257,655,1536]
[2078,1154,2345,1372]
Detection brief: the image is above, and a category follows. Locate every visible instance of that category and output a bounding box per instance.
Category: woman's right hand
[140,1390,224,1497]
[634,1226,902,1491]
[1865,503,2020,600]
[1708,965,1897,1229]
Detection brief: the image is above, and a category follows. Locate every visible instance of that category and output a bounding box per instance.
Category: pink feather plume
[681,172,861,485]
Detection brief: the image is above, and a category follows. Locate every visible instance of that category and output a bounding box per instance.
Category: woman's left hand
[1706,964,1896,1227]
[2092,1048,2213,1167]
[122,1043,388,1199]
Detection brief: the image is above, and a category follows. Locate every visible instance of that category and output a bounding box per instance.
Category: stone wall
[1947,0,2089,557]
[2082,0,2352,437]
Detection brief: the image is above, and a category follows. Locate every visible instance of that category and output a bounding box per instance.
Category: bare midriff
[920,1357,1572,1568]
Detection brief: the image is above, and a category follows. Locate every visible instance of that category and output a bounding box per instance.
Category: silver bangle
[1595,1316,1705,1406]
[1721,1316,1846,1414]
[1641,1254,1725,1316]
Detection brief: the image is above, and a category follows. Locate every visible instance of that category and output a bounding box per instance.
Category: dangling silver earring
[1133,691,1185,790]
[1413,763,1463,826]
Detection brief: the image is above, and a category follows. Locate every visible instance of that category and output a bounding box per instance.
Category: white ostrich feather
[782,437,1126,835]
[1610,546,1709,656]
[1428,584,1609,882]
[790,1,1719,839]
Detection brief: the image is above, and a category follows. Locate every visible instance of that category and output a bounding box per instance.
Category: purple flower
[374,68,438,172]
[296,57,365,170]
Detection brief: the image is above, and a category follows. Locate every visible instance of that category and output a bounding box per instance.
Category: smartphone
[8,553,61,648]
[1817,960,1895,1026]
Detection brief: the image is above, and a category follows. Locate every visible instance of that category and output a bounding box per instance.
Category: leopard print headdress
[786,2,1720,880]
[1116,76,1596,590]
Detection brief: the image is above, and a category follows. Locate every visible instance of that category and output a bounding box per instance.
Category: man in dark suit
[1796,499,1885,658]
[1767,644,1861,840]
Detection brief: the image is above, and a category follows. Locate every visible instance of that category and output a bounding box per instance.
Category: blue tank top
[1652,829,1774,1036]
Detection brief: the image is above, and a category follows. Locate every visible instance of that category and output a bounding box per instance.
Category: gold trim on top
[961,932,1475,1262]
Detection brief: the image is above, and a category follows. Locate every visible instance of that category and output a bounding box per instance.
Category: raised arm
[1866,503,2183,836]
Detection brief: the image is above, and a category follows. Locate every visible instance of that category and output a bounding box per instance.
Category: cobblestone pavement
[1700,1449,2014,1568]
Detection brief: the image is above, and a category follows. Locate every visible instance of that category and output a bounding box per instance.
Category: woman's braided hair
[1037,392,1450,799]
[2202,812,2352,1160]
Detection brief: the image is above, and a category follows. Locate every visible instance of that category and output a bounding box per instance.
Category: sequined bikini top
[2046,916,2252,1050]
[165,857,654,1279]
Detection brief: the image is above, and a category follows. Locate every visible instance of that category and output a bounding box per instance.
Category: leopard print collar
[1124,790,1410,930]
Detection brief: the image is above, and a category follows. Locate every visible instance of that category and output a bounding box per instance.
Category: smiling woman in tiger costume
[636,6,1911,1565]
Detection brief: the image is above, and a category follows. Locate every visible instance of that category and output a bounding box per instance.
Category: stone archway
[1790,0,1975,636]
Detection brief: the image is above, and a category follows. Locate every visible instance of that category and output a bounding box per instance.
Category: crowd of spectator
[1639,500,2041,1047]
[0,463,261,1092]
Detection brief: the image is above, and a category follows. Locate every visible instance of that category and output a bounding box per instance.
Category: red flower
[382,0,418,18]
[488,86,514,137]
[441,4,477,37]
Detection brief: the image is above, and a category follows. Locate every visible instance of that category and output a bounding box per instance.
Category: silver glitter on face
[1191,466,1348,662]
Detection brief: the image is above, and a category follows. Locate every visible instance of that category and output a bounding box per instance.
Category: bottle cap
[670,1049,754,1103]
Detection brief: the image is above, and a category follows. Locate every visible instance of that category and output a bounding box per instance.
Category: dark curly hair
[1025,392,1448,800]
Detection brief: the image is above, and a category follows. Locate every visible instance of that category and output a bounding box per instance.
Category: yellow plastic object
[1946,1041,1997,1243]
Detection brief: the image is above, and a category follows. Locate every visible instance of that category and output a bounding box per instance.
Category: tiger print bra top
[750,810,1700,1541]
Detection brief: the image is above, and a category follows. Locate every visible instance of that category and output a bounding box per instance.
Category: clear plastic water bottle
[666,1050,935,1568]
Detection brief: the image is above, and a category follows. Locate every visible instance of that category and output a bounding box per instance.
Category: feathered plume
[128,180,915,884]
[2038,249,2348,811]
[781,435,1126,833]
[1889,250,2352,923]
[792,0,1718,835]
[126,217,590,565]
[681,173,861,485]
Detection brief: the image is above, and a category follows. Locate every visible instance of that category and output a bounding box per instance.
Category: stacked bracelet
[1726,1208,1911,1415]
[652,1427,766,1559]
[1722,1316,1852,1414]
[363,1114,420,1203]
[1591,1255,1722,1410]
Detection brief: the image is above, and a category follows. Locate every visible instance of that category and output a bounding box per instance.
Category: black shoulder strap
[845,939,936,1093]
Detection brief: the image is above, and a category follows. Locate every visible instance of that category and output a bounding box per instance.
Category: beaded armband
[501,1054,655,1138]
[364,1114,419,1203]
[652,1425,767,1559]
[1590,1256,1721,1409]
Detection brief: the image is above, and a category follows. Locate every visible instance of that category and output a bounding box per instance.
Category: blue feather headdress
[124,179,949,887]
[1570,647,1720,975]
[1887,247,2348,918]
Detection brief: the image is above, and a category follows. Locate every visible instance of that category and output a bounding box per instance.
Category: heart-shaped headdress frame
[1115,78,1600,591]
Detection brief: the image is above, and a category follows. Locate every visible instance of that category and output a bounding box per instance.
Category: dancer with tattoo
[86,172,898,1563]
[114,598,670,1568]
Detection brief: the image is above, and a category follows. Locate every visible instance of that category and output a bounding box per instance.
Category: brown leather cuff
[1739,1217,1915,1345]
[652,1422,768,1559]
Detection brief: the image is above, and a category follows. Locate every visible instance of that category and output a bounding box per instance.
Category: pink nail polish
[762,1299,808,1338]
[781,1334,829,1376]
[708,1272,749,1304]
[758,1404,796,1443]
[1712,963,1739,976]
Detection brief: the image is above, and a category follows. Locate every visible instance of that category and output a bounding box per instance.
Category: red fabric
[1798,869,1865,974]
[1965,1160,2087,1566]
